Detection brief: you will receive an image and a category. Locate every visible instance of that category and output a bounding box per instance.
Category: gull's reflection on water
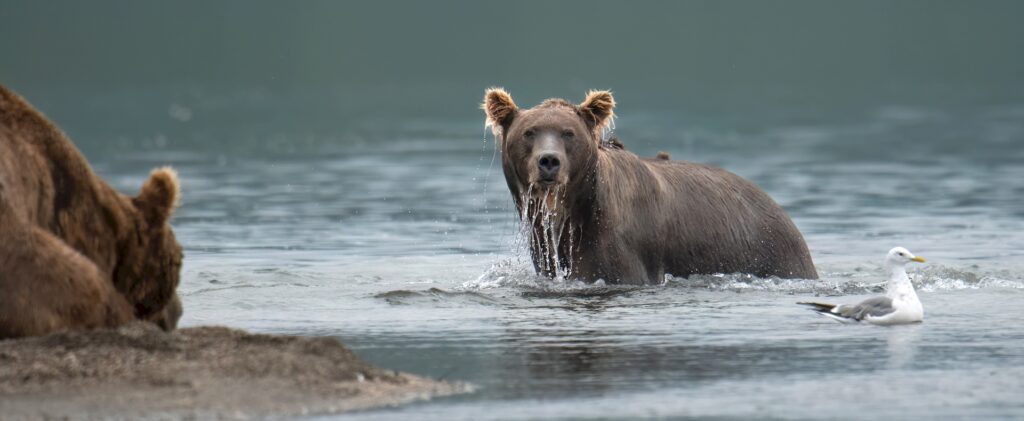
[886,324,922,370]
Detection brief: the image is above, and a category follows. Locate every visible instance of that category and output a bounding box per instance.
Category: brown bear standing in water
[483,88,817,284]
[0,85,183,338]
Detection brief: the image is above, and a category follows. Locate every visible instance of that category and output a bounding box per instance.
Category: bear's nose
[537,154,561,179]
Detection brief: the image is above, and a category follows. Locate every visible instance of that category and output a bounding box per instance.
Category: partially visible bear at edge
[483,88,818,284]
[0,85,183,339]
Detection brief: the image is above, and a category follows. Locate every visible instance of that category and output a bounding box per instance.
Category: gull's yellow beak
[911,256,926,263]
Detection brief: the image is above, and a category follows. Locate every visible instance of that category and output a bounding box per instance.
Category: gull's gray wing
[835,296,895,321]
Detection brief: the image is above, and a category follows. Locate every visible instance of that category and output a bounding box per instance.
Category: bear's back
[597,151,817,280]
[656,159,817,279]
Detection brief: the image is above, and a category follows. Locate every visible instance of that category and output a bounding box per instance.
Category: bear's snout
[537,154,561,181]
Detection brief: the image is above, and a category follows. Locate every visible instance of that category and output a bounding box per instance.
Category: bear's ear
[482,87,518,138]
[135,167,180,226]
[578,90,616,131]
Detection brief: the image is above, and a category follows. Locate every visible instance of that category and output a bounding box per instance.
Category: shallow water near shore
[63,96,1021,419]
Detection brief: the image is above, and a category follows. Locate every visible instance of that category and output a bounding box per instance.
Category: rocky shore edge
[0,323,467,419]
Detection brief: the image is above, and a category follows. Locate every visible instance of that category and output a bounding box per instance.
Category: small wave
[667,273,880,295]
[914,266,1024,292]
[373,287,499,306]
[182,267,315,296]
[668,267,1024,294]
[184,282,310,296]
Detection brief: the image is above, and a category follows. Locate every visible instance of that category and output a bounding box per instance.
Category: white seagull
[799,247,926,325]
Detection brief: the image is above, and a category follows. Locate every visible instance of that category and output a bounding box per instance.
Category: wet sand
[0,323,466,419]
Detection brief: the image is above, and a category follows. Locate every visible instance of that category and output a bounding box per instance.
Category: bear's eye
[561,130,575,139]
[523,129,535,138]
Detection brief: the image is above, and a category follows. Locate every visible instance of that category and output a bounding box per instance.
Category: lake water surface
[81,98,1024,419]
[4,2,1023,418]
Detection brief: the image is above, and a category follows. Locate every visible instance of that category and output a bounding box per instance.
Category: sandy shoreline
[0,323,467,419]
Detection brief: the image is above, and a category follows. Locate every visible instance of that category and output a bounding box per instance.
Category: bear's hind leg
[0,225,134,338]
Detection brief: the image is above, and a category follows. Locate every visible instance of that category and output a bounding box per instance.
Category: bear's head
[114,167,183,321]
[483,88,615,202]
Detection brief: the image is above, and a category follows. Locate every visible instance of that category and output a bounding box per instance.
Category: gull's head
[886,246,926,267]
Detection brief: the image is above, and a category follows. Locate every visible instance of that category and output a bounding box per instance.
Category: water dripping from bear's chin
[517,183,580,282]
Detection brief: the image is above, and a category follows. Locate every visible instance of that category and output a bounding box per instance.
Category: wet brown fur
[483,88,817,284]
[0,85,183,338]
